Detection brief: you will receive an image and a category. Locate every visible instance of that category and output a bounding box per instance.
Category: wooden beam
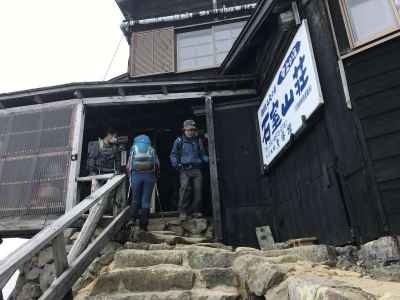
[39,207,129,300]
[51,234,68,277]
[77,173,115,182]
[83,89,257,106]
[65,101,85,211]
[0,175,126,288]
[0,76,256,102]
[67,191,110,264]
[205,96,223,242]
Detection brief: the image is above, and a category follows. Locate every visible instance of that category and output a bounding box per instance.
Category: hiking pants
[179,168,203,215]
[130,172,156,212]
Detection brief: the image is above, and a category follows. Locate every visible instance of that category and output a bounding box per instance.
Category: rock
[100,241,122,256]
[87,289,240,300]
[359,236,400,267]
[25,267,41,281]
[87,257,104,275]
[165,223,185,236]
[197,268,238,288]
[90,264,195,295]
[124,242,149,250]
[235,247,259,253]
[232,255,287,296]
[181,246,236,269]
[149,243,175,250]
[288,276,376,300]
[72,271,96,293]
[37,247,54,267]
[264,279,289,300]
[112,249,185,269]
[182,218,208,236]
[39,264,56,293]
[369,264,400,282]
[380,294,400,300]
[264,245,337,265]
[70,232,80,241]
[196,243,233,251]
[63,228,78,242]
[16,282,41,300]
[256,226,275,250]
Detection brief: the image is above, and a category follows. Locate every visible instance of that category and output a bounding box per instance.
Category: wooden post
[67,179,111,264]
[205,96,223,241]
[51,234,73,300]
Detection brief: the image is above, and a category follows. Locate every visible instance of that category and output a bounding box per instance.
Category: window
[130,28,175,77]
[340,0,400,46]
[177,21,245,72]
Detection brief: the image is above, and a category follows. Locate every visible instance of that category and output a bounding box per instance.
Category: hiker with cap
[170,120,209,222]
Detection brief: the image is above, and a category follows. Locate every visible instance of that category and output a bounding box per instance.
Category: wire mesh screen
[0,104,76,218]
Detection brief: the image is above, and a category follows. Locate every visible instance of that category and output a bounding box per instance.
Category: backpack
[130,135,156,172]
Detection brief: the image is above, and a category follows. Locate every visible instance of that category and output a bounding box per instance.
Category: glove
[177,163,183,171]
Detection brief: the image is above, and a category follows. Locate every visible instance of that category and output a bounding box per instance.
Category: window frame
[175,21,246,73]
[339,0,400,49]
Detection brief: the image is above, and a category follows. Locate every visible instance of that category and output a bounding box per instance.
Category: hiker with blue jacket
[170,120,209,222]
[127,134,160,231]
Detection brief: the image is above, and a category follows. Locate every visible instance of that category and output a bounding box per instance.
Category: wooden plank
[51,234,68,277]
[83,90,257,106]
[77,173,115,182]
[65,101,85,211]
[39,207,129,300]
[0,175,126,288]
[68,179,111,264]
[205,96,223,242]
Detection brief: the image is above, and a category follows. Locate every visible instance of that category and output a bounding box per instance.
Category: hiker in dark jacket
[127,134,160,231]
[170,120,209,221]
[87,128,121,192]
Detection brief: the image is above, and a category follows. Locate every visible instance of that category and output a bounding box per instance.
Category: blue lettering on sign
[293,55,309,96]
[277,41,301,85]
[270,100,282,134]
[281,89,295,116]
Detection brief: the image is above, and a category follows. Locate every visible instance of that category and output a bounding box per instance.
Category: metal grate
[0,104,75,218]
[130,28,175,77]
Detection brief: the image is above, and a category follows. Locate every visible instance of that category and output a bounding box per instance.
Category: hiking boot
[139,208,150,232]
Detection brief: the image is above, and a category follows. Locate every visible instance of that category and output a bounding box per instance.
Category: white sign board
[258,20,324,166]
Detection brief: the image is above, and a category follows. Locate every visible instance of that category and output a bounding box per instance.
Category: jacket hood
[134,134,151,145]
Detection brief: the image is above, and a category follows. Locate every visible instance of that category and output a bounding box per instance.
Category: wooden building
[0,0,399,247]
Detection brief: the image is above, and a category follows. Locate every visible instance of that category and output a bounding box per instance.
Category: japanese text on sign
[257,20,324,166]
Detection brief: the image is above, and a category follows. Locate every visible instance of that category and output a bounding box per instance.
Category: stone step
[87,288,240,300]
[112,249,186,269]
[89,265,194,295]
[195,268,238,289]
[137,231,210,245]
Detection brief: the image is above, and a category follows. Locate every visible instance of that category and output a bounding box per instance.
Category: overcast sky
[0,0,129,94]
[0,1,129,298]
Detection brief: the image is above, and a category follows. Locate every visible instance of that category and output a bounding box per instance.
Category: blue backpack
[130,135,156,172]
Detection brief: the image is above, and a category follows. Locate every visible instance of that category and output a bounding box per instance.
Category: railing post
[51,233,73,300]
[67,179,112,264]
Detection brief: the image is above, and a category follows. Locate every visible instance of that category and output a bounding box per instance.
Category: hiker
[170,120,209,222]
[87,128,121,192]
[127,134,160,231]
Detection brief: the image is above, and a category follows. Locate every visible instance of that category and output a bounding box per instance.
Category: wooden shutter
[130,28,175,77]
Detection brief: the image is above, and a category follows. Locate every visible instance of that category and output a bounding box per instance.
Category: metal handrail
[0,174,127,298]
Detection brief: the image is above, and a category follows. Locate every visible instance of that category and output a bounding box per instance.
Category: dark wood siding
[214,103,273,246]
[344,37,400,234]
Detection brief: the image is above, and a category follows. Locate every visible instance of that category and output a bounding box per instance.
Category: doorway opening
[79,101,212,217]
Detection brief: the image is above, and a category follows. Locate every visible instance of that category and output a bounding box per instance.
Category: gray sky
[0,0,129,94]
[0,1,129,298]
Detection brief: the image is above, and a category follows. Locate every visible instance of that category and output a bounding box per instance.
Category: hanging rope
[103,33,124,81]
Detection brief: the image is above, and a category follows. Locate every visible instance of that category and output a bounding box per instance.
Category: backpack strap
[176,137,184,165]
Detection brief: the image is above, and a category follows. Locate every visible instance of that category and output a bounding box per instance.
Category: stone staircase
[77,216,241,300]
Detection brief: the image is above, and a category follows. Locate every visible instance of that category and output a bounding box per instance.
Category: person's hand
[177,163,183,170]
